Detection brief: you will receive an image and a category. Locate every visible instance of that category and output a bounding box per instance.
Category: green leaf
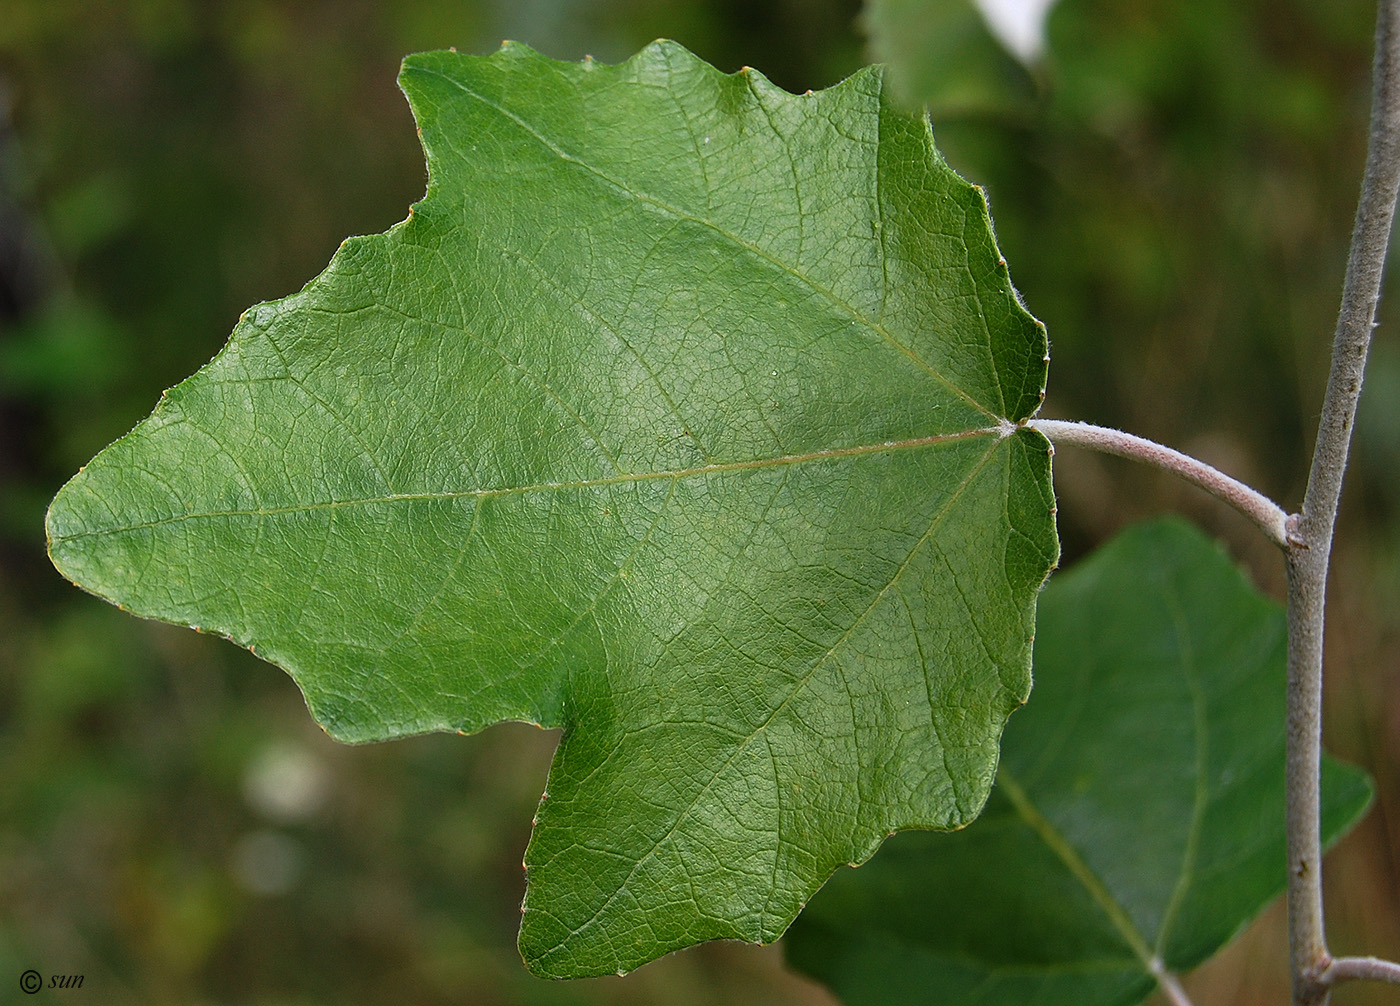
[785,517,1373,1006]
[45,41,1057,977]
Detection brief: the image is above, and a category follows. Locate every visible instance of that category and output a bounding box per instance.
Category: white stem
[1026,419,1290,548]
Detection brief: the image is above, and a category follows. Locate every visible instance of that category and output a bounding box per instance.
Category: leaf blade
[46,41,1057,976]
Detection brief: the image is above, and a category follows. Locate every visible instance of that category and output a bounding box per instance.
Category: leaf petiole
[1025,419,1290,548]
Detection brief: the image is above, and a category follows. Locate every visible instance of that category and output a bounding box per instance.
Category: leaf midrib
[50,426,1005,542]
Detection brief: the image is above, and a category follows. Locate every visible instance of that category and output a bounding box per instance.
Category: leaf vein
[1153,586,1210,959]
[52,429,1000,540]
[996,768,1159,974]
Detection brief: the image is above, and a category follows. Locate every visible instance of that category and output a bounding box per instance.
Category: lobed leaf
[785,518,1373,1005]
[46,41,1057,976]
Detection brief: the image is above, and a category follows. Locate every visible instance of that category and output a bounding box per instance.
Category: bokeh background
[0,1,1396,1003]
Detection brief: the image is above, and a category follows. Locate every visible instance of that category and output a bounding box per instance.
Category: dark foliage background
[0,1,1395,1002]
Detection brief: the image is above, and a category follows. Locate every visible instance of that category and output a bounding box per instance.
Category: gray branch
[1287,0,1400,1002]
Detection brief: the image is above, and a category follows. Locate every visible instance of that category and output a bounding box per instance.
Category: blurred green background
[0,0,1396,1002]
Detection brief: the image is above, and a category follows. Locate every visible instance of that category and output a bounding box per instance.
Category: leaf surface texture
[46,41,1056,976]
